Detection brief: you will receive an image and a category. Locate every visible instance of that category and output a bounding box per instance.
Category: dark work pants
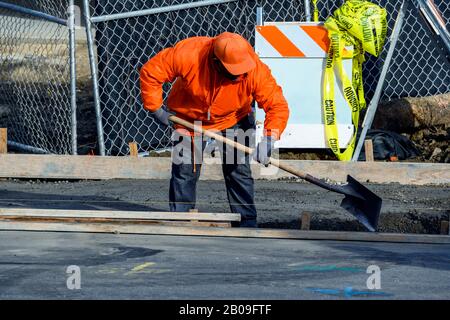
[169,115,257,227]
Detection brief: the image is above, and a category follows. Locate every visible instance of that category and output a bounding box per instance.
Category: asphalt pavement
[0,231,449,299]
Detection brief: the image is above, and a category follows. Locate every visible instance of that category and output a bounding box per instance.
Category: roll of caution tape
[323,0,387,161]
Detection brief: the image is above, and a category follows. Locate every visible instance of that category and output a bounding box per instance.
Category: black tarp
[358,129,420,161]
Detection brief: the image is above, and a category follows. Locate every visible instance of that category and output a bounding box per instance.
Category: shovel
[169,115,382,232]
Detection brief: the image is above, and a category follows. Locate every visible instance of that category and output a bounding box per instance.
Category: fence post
[82,0,106,156]
[256,7,264,26]
[304,0,312,22]
[352,0,410,161]
[68,0,78,155]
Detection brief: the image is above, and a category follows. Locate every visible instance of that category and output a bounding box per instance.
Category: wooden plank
[0,208,241,222]
[0,128,7,154]
[0,154,448,185]
[364,139,374,162]
[0,216,231,228]
[129,142,138,157]
[300,212,311,231]
[0,221,449,244]
[0,154,171,180]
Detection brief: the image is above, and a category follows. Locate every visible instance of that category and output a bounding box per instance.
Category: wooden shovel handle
[169,115,308,179]
[169,115,253,154]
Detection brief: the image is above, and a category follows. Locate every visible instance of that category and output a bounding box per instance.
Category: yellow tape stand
[323,0,387,161]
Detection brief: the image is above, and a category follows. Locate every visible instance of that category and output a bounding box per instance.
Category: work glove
[253,136,275,167]
[150,107,172,126]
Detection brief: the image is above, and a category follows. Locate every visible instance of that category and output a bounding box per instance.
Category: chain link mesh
[1,1,447,155]
[0,0,73,154]
[90,1,257,155]
[88,0,449,156]
[365,0,449,100]
[258,0,450,100]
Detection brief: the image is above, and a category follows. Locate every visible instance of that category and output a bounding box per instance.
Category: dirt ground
[0,178,448,234]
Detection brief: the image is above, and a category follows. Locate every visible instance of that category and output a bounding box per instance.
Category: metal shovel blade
[340,175,382,232]
[304,174,382,232]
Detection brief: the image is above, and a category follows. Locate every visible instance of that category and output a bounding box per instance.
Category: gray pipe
[7,141,51,154]
[90,0,239,23]
[0,1,67,25]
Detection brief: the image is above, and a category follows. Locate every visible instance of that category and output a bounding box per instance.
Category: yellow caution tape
[312,0,319,22]
[323,0,387,161]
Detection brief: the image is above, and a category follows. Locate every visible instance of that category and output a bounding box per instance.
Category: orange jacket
[140,36,289,139]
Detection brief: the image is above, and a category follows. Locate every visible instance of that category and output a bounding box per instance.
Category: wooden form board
[0,217,231,228]
[0,221,449,244]
[128,142,138,157]
[0,208,241,222]
[0,217,233,228]
[364,140,374,162]
[0,128,6,154]
[0,154,448,185]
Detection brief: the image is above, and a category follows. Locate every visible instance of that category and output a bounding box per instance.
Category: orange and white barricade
[255,22,354,149]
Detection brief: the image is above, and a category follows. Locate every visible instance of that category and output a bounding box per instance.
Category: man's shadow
[0,190,163,212]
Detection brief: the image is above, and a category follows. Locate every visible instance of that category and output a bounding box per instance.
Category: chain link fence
[368,0,449,100]
[0,0,75,154]
[85,0,449,156]
[87,0,344,155]
[87,0,257,155]
[0,1,448,155]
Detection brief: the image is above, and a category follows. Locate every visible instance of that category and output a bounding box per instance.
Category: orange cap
[213,32,256,75]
